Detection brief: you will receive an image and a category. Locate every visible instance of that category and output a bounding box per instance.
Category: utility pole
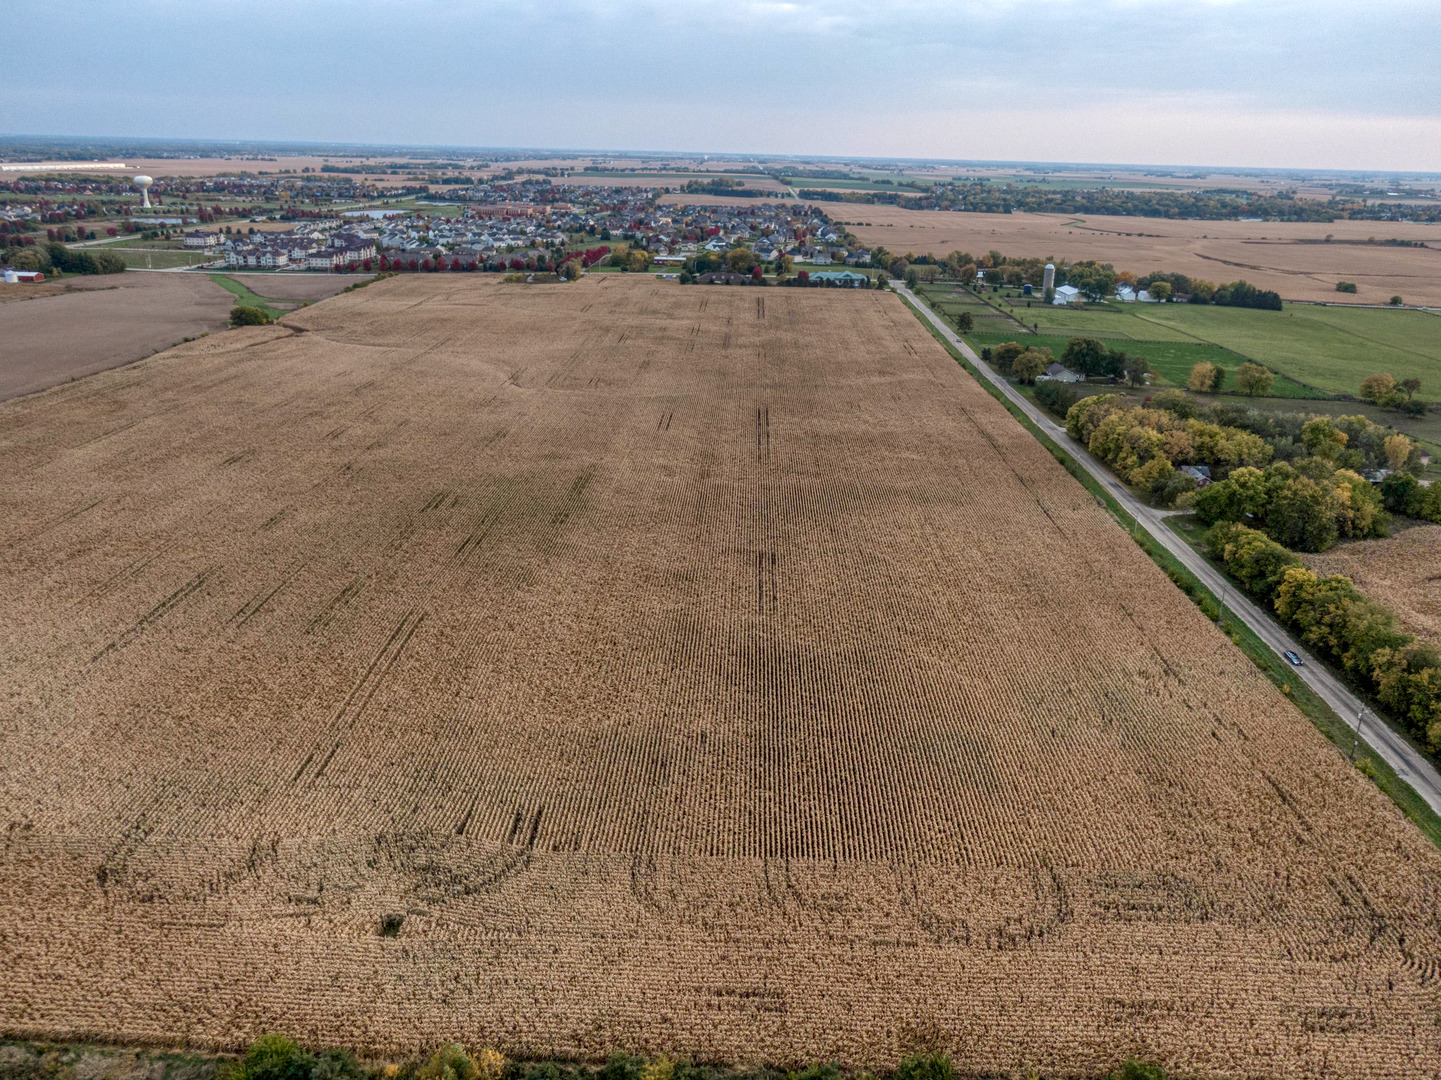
[1351,707,1367,762]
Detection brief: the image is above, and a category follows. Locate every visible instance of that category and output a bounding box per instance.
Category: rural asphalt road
[893,280,1441,817]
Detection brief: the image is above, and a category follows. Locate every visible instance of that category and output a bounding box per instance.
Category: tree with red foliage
[407,258,419,271]
[362,258,372,271]
[751,266,763,281]
[347,262,359,273]
[465,260,478,272]
[797,270,810,283]
[378,256,390,271]
[421,258,435,272]
[509,258,524,270]
[106,227,117,237]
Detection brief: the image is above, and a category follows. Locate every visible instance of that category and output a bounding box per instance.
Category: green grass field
[1129,303,1441,397]
[936,294,1441,400]
[116,249,219,269]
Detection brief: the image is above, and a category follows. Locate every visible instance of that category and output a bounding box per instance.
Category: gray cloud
[4,0,1438,168]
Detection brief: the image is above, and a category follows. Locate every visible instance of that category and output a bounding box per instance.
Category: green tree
[1148,280,1173,301]
[953,311,973,334]
[897,1055,954,1080]
[1359,372,1399,405]
[230,305,271,326]
[1061,337,1109,377]
[241,1036,315,1080]
[417,1045,479,1080]
[1012,347,1050,384]
[1123,352,1152,387]
[725,248,760,274]
[1235,362,1275,397]
[990,341,1025,375]
[1266,474,1340,552]
[1066,260,1118,301]
[1400,377,1421,400]
[773,253,794,277]
[1301,417,1348,459]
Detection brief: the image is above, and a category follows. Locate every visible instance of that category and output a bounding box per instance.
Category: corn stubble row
[0,277,1438,1077]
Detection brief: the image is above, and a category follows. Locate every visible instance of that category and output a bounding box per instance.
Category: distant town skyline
[4,0,1438,172]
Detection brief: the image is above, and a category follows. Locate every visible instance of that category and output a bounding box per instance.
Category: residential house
[1036,362,1084,384]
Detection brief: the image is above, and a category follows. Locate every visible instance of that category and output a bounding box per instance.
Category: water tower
[134,175,153,209]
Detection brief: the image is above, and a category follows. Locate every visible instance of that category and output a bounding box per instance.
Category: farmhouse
[1036,362,1084,383]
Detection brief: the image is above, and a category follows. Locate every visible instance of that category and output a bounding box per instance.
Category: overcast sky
[5,0,1439,171]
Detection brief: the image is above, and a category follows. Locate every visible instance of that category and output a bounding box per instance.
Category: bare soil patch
[844,207,1441,306]
[1,276,1439,1076]
[0,272,234,401]
[1307,525,1441,647]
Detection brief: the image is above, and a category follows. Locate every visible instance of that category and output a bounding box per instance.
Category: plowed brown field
[1,276,1439,1078]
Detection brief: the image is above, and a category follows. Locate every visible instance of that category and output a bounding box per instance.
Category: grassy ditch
[208,275,295,320]
[897,292,1441,847]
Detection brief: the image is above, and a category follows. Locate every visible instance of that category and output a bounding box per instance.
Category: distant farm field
[2,277,1441,1077]
[844,207,1441,307]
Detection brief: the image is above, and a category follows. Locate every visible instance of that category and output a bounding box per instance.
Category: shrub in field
[241,1035,316,1080]
[312,1051,366,1080]
[598,1055,643,1080]
[474,1051,505,1080]
[417,1044,478,1080]
[1336,281,1358,293]
[230,305,271,326]
[896,1054,953,1080]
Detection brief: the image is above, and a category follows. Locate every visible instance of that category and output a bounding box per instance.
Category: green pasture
[1129,303,1441,398]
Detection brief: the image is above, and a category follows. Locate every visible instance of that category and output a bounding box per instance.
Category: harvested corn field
[1,275,1440,1078]
[1306,525,1441,648]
